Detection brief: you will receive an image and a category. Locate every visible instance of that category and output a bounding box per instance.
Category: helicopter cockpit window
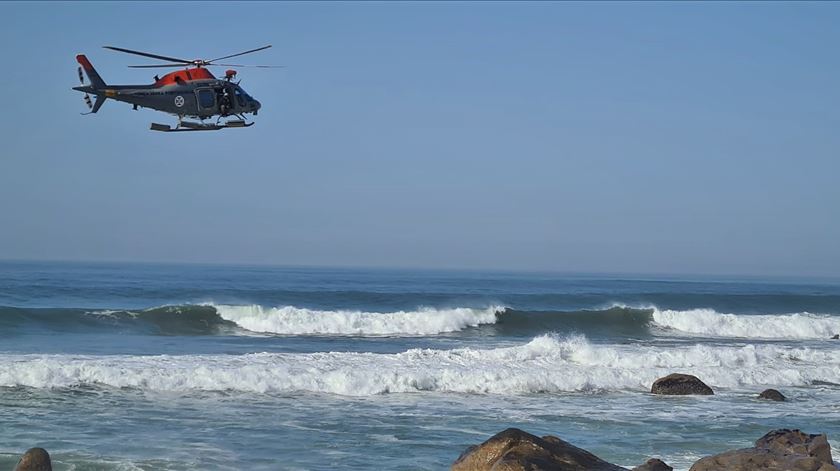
[234,88,247,107]
[197,89,215,109]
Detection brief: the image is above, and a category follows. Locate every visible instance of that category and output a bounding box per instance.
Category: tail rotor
[77,66,95,114]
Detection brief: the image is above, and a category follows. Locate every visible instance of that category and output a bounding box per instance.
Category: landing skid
[150,120,254,132]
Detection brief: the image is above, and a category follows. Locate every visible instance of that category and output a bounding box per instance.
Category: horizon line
[2,256,839,285]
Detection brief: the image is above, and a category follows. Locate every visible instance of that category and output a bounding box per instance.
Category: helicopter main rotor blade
[208,45,272,63]
[126,63,284,69]
[104,46,192,64]
[128,64,192,69]
[214,63,285,68]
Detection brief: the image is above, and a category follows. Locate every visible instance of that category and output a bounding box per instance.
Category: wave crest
[211,304,504,336]
[651,308,840,339]
[4,303,839,340]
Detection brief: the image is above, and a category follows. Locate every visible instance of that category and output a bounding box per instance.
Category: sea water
[1,261,839,470]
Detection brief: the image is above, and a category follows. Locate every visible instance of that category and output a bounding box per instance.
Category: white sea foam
[650,308,840,340]
[211,304,503,336]
[2,335,838,395]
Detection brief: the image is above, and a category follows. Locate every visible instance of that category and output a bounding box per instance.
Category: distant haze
[1,2,838,277]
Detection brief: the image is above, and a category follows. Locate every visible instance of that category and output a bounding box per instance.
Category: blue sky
[1,2,838,276]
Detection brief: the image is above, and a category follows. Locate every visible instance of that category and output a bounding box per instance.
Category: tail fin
[90,95,106,113]
[76,54,106,88]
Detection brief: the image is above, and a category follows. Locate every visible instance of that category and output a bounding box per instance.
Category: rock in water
[690,429,837,471]
[451,427,627,471]
[831,334,839,340]
[632,458,673,471]
[14,448,51,471]
[758,389,786,401]
[754,429,834,464]
[650,373,714,395]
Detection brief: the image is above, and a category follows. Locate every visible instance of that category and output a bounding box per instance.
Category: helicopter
[73,45,280,132]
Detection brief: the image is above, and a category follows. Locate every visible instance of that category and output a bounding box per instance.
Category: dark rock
[14,448,51,471]
[754,429,833,463]
[651,373,714,395]
[689,429,837,471]
[451,427,627,471]
[758,388,786,401]
[632,458,673,471]
[831,334,839,340]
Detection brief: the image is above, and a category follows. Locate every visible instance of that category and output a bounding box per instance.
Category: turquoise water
[1,261,839,470]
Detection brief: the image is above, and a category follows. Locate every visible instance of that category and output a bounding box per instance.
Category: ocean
[1,261,839,470]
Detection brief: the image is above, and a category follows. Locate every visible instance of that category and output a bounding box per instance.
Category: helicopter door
[195,88,216,113]
[234,88,247,109]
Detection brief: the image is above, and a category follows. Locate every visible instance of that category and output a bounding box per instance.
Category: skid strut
[150,120,253,132]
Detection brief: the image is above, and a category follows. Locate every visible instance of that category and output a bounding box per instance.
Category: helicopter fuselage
[74,48,274,130]
[73,78,260,120]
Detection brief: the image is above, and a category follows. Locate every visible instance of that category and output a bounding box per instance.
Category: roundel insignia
[174,95,185,107]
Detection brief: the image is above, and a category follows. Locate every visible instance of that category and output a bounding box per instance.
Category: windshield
[234,88,247,107]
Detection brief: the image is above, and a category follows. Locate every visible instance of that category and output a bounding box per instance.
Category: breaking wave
[485,305,840,340]
[211,304,503,336]
[649,307,840,340]
[0,305,238,336]
[2,334,838,395]
[0,304,504,337]
[2,303,838,339]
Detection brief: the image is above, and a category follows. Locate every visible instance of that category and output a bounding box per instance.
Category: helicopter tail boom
[76,54,106,89]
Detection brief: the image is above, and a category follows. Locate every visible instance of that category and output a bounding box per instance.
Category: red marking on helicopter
[76,54,94,71]
[154,68,216,87]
